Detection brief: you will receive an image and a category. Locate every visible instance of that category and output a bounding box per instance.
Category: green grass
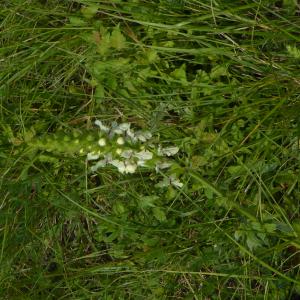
[1,0,300,299]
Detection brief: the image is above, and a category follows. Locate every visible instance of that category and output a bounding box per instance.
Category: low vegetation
[1,0,300,298]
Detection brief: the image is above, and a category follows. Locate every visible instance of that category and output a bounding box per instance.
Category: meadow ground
[1,0,300,299]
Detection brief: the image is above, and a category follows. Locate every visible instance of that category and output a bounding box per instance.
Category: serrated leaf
[24,127,36,142]
[113,202,125,215]
[97,32,111,56]
[287,45,300,59]
[210,65,228,79]
[191,155,207,168]
[110,25,126,50]
[81,5,98,19]
[170,64,188,85]
[146,49,158,63]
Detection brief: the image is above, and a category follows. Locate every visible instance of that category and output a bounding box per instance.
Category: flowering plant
[27,119,183,189]
[87,120,183,188]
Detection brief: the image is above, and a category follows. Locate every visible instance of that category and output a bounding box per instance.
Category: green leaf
[146,49,158,63]
[191,155,207,168]
[113,202,126,215]
[81,5,98,19]
[210,65,228,79]
[264,223,277,234]
[110,25,126,50]
[166,186,177,200]
[152,207,167,222]
[276,222,294,234]
[139,196,158,209]
[292,222,300,235]
[97,32,111,56]
[204,188,213,200]
[228,165,243,175]
[69,17,87,27]
[170,64,188,85]
[287,45,300,59]
[24,127,36,142]
[234,230,243,241]
[246,232,262,251]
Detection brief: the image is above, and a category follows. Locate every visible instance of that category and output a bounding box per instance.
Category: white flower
[105,153,113,161]
[110,159,137,174]
[91,165,99,172]
[125,163,137,174]
[98,138,106,147]
[171,178,183,188]
[156,175,183,188]
[91,160,106,172]
[91,120,180,177]
[120,150,134,159]
[155,161,172,172]
[135,131,152,142]
[158,146,179,156]
[111,121,123,135]
[95,120,109,133]
[126,128,137,142]
[137,160,147,167]
[118,123,130,131]
[116,137,125,145]
[110,159,126,173]
[90,154,112,172]
[87,152,100,161]
[134,150,153,160]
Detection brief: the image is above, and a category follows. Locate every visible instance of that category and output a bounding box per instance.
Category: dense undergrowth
[1,0,300,299]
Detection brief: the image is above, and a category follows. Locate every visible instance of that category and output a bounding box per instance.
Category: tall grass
[1,0,300,298]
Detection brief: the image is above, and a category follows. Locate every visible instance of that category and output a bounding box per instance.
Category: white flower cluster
[87,120,183,188]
